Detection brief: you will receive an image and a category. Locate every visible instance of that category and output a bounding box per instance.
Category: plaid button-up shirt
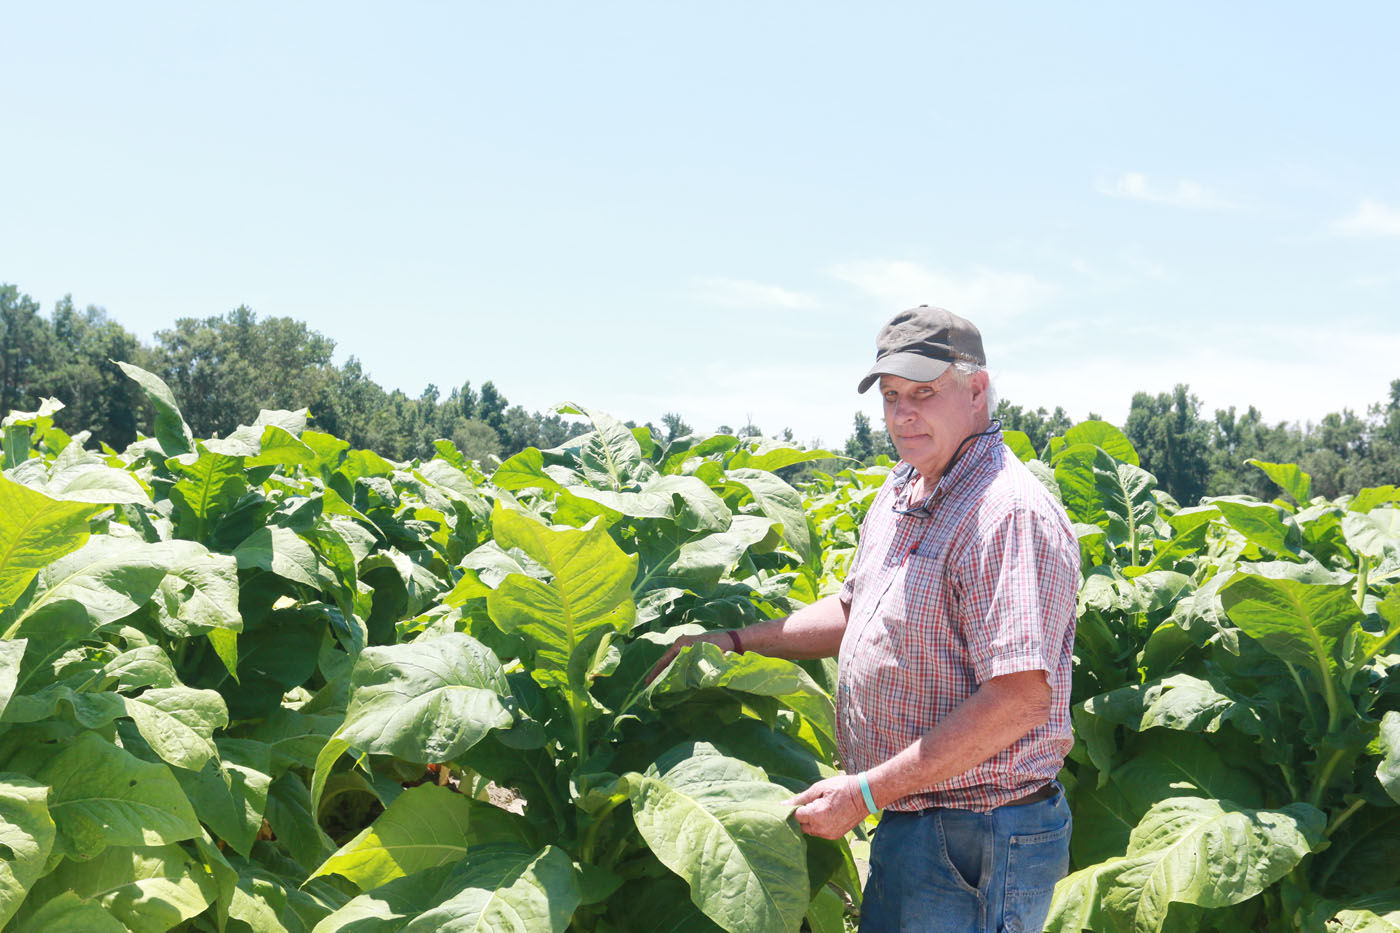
[836,431,1079,812]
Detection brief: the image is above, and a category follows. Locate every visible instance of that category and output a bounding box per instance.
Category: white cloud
[1096,172,1236,210]
[830,260,1056,320]
[1330,199,1400,237]
[693,277,819,310]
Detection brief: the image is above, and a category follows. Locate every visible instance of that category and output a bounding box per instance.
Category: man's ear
[969,369,989,405]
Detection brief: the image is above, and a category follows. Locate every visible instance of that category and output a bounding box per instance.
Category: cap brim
[857,353,953,393]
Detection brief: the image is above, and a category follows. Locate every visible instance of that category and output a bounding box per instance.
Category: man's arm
[788,669,1051,839]
[645,592,850,684]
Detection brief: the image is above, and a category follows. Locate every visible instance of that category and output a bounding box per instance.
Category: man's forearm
[864,669,1052,807]
[736,593,849,660]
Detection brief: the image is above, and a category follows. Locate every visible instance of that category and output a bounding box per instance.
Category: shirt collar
[892,425,1002,511]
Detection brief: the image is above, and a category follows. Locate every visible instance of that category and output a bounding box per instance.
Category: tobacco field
[1,364,1398,932]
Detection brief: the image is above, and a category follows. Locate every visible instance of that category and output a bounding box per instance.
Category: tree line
[5,283,1398,505]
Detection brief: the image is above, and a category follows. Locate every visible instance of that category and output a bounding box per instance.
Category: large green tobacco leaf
[726,468,815,564]
[167,444,248,540]
[608,876,726,932]
[1070,775,1138,866]
[150,540,242,635]
[632,514,778,595]
[1315,808,1400,900]
[1079,673,1242,736]
[1058,420,1140,466]
[1047,797,1324,933]
[487,505,638,672]
[234,525,326,588]
[0,776,55,927]
[1380,712,1400,805]
[0,473,99,610]
[29,445,151,505]
[37,731,201,859]
[1214,498,1294,556]
[116,361,194,456]
[313,844,580,933]
[1320,892,1400,932]
[565,474,732,533]
[1353,486,1400,514]
[1112,731,1263,815]
[1001,430,1037,462]
[726,444,837,474]
[1344,508,1400,559]
[1220,571,1363,690]
[650,643,838,757]
[248,423,317,469]
[661,434,742,474]
[176,739,273,858]
[625,742,807,933]
[559,403,643,491]
[313,633,513,807]
[123,686,229,771]
[8,535,171,639]
[25,842,219,932]
[11,891,127,933]
[310,783,531,892]
[1054,446,1156,557]
[0,639,24,719]
[1073,731,1264,865]
[1352,590,1400,678]
[1246,459,1312,506]
[492,448,567,495]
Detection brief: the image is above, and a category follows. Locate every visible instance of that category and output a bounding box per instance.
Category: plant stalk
[1355,553,1370,609]
[1284,662,1322,735]
[578,796,626,864]
[1308,747,1348,810]
[1324,798,1364,838]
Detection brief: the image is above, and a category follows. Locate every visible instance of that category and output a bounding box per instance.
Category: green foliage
[1042,429,1400,932]
[0,370,857,932]
[3,349,1399,932]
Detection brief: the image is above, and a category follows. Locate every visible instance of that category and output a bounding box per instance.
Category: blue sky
[4,3,1398,447]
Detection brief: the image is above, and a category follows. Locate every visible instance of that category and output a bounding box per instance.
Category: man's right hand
[644,630,736,685]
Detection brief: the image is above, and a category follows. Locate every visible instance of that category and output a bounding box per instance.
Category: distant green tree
[478,381,507,434]
[843,412,895,464]
[661,412,693,443]
[451,381,478,420]
[537,413,580,449]
[844,412,876,461]
[147,307,340,438]
[0,284,57,418]
[1207,406,1303,499]
[994,400,1073,454]
[452,418,503,465]
[500,405,542,454]
[44,297,148,448]
[1124,384,1212,505]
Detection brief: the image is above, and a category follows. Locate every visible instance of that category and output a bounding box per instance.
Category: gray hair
[951,361,999,415]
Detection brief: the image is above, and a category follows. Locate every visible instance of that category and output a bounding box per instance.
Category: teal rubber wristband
[858,772,878,815]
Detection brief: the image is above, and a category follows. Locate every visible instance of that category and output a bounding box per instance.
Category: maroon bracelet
[728,630,745,654]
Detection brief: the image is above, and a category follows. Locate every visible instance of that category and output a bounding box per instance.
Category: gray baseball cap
[857,305,986,393]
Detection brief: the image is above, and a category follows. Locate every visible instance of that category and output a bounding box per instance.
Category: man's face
[880,370,988,476]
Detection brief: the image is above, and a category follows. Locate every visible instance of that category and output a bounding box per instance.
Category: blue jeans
[859,784,1071,933]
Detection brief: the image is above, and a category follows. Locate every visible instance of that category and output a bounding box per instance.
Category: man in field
[650,306,1080,932]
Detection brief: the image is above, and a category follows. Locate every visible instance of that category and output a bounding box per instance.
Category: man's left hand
[786,774,870,839]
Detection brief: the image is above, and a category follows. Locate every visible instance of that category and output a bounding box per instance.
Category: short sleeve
[953,506,1079,684]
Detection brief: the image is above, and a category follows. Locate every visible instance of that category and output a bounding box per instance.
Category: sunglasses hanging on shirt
[891,419,1003,519]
